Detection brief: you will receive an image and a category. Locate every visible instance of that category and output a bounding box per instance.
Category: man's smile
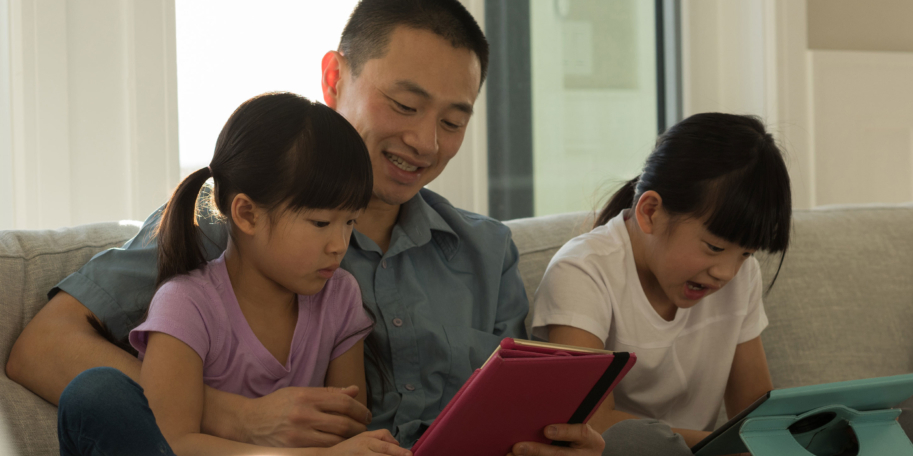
[383,152,420,172]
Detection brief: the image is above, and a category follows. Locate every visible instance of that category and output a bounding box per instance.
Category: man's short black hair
[339,0,489,87]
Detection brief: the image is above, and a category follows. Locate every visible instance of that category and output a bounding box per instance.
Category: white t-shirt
[530,212,768,431]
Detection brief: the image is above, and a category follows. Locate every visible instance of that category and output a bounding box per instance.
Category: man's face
[335,27,482,206]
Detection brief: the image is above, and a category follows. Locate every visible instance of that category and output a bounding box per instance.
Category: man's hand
[238,385,372,448]
[507,424,605,456]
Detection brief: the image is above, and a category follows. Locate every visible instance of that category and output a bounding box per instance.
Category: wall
[423,0,490,216]
[682,0,913,209]
[681,0,818,207]
[1,0,179,230]
[807,0,913,206]
[808,0,913,53]
[0,0,13,230]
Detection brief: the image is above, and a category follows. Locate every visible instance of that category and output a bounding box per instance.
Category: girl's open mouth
[683,281,709,300]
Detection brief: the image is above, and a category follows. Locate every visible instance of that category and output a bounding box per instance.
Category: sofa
[2,204,913,455]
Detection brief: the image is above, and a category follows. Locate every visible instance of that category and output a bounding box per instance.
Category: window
[486,0,680,219]
[175,0,359,177]
[175,1,681,220]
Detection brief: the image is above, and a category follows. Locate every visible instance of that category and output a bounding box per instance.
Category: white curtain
[1,0,179,230]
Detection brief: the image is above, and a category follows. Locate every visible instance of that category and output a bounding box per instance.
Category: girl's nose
[709,258,741,283]
[326,227,348,255]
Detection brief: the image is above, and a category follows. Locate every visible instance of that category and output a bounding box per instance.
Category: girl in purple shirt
[127,92,408,456]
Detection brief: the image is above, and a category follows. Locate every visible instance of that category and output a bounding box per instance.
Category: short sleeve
[738,257,769,344]
[530,250,614,345]
[128,278,216,363]
[52,185,230,341]
[330,272,373,359]
[493,230,530,340]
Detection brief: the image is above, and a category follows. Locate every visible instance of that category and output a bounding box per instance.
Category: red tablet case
[411,338,636,456]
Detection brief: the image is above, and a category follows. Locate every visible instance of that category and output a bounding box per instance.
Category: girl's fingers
[362,428,399,444]
[367,438,411,456]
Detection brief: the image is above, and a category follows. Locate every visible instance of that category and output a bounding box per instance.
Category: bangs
[699,151,791,253]
[284,103,373,212]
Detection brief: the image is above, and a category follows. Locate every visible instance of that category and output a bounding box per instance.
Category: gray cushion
[2,203,913,454]
[505,211,593,334]
[756,204,913,388]
[506,205,913,388]
[0,222,140,456]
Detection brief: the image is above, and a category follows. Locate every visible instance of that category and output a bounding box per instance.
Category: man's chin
[373,187,419,207]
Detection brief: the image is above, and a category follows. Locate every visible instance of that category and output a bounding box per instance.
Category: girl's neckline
[212,254,310,376]
[614,213,689,327]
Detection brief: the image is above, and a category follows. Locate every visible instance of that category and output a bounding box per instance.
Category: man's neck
[357,196,402,253]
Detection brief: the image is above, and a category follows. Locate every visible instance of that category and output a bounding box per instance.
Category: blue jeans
[57,367,175,456]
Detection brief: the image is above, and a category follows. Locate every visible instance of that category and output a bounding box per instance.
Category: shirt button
[392,318,403,327]
[405,384,416,391]
[382,260,387,269]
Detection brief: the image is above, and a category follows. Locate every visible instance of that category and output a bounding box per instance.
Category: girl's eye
[311,221,330,228]
[347,219,357,226]
[706,242,724,253]
[743,251,754,258]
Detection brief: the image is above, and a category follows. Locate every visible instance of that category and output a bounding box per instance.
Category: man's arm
[6,193,369,447]
[7,203,188,402]
[6,276,371,450]
[494,233,531,339]
[6,291,142,404]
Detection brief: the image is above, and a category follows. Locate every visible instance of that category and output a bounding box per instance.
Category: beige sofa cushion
[505,204,913,389]
[1,203,911,455]
[756,204,913,388]
[0,222,141,456]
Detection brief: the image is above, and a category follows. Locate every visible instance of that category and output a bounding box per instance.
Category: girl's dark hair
[156,92,373,287]
[150,92,390,404]
[597,113,792,284]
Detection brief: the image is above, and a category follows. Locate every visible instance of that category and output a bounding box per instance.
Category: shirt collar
[350,191,460,259]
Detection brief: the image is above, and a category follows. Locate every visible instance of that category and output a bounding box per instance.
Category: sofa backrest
[0,222,141,456]
[505,204,913,390]
[1,204,911,455]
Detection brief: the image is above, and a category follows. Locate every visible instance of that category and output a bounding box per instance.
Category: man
[7,1,604,454]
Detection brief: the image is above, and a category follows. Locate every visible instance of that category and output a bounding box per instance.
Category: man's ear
[230,193,260,236]
[633,190,663,235]
[321,51,345,109]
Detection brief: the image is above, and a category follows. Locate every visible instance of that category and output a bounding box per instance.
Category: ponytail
[155,167,212,287]
[595,175,640,228]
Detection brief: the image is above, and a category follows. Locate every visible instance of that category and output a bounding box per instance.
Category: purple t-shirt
[129,254,373,398]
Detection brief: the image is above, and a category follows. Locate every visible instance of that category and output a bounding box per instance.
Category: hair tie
[207,166,213,175]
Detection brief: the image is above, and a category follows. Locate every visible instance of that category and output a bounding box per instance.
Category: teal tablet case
[692,373,913,456]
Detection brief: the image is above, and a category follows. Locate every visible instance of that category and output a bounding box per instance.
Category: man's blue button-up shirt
[54,187,529,447]
[345,189,528,445]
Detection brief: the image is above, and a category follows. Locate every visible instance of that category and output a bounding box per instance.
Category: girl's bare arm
[141,332,318,455]
[724,335,773,419]
[324,340,368,408]
[547,325,713,447]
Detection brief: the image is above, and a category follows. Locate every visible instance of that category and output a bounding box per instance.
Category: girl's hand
[326,430,411,456]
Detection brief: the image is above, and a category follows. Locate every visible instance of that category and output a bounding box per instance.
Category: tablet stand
[738,404,913,456]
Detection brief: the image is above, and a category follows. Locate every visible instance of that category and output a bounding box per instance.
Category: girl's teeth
[687,283,704,291]
[385,153,418,172]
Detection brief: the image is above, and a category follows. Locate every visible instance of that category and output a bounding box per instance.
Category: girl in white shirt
[531,113,791,450]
